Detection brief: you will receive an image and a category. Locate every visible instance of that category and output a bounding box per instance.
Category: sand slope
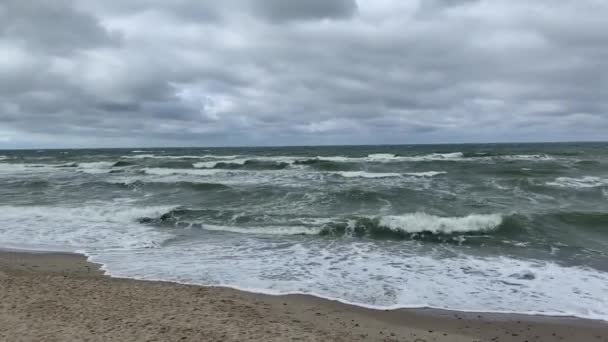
[1,250,606,342]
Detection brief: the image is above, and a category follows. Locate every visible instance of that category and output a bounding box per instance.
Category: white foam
[201,224,319,236]
[315,156,357,162]
[121,152,557,165]
[502,154,555,161]
[0,163,62,174]
[426,152,464,159]
[0,155,9,161]
[333,171,402,179]
[403,171,447,177]
[142,168,223,176]
[367,153,397,159]
[324,152,465,163]
[193,158,250,168]
[75,161,116,174]
[547,176,608,189]
[122,154,241,160]
[193,156,315,169]
[122,154,156,159]
[0,204,176,250]
[90,239,608,321]
[379,213,503,234]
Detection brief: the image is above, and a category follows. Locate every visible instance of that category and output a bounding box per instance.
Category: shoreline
[2,249,607,341]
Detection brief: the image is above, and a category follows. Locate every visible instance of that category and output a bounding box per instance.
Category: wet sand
[1,249,606,341]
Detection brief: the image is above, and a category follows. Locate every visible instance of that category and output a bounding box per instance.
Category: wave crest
[547,176,608,189]
[320,213,503,239]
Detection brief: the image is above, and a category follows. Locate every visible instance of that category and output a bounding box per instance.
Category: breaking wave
[547,176,608,189]
[320,213,503,240]
[333,171,403,179]
[138,208,504,241]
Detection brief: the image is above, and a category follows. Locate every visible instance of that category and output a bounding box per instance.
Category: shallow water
[1,143,607,319]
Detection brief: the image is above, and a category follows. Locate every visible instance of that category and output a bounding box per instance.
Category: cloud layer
[1,0,607,148]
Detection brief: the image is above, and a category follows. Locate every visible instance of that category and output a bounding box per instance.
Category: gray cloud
[0,0,119,55]
[0,0,607,148]
[252,0,358,22]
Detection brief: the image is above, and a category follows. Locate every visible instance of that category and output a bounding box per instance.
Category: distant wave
[77,161,115,169]
[500,154,555,161]
[332,171,446,179]
[547,176,608,189]
[118,152,557,165]
[0,163,65,174]
[122,154,240,160]
[108,180,231,191]
[75,161,117,174]
[193,158,292,170]
[404,171,447,177]
[333,171,403,179]
[142,168,223,176]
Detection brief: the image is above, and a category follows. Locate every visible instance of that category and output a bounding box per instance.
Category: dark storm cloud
[252,0,358,21]
[0,0,119,54]
[0,0,607,148]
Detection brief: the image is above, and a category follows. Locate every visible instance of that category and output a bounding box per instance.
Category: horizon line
[0,140,606,151]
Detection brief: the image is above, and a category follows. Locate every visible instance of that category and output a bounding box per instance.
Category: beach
[1,249,606,342]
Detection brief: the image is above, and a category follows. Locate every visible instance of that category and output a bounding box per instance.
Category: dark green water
[1,143,607,319]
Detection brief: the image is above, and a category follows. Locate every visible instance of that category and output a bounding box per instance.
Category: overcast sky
[1,0,607,148]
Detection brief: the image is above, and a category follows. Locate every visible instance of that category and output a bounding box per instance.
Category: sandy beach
[0,250,605,341]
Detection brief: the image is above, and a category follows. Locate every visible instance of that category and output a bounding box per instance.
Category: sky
[0,0,607,148]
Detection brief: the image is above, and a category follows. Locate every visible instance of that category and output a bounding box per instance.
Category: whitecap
[201,224,319,236]
[547,176,608,189]
[403,171,447,177]
[142,168,223,176]
[378,213,503,234]
[333,171,402,179]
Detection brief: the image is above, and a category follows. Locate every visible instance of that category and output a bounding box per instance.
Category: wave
[332,171,445,178]
[547,176,608,189]
[118,152,559,169]
[315,152,464,163]
[0,204,177,250]
[292,152,526,164]
[77,161,114,168]
[500,154,555,161]
[199,224,317,236]
[109,180,231,191]
[75,161,116,174]
[0,163,64,174]
[332,171,402,179]
[112,161,133,167]
[194,158,291,170]
[139,208,503,241]
[292,158,354,171]
[122,154,240,160]
[320,213,503,239]
[404,171,446,177]
[142,168,223,176]
[136,208,319,235]
[367,153,398,159]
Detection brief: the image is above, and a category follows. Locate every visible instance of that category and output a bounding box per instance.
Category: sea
[1,143,607,320]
